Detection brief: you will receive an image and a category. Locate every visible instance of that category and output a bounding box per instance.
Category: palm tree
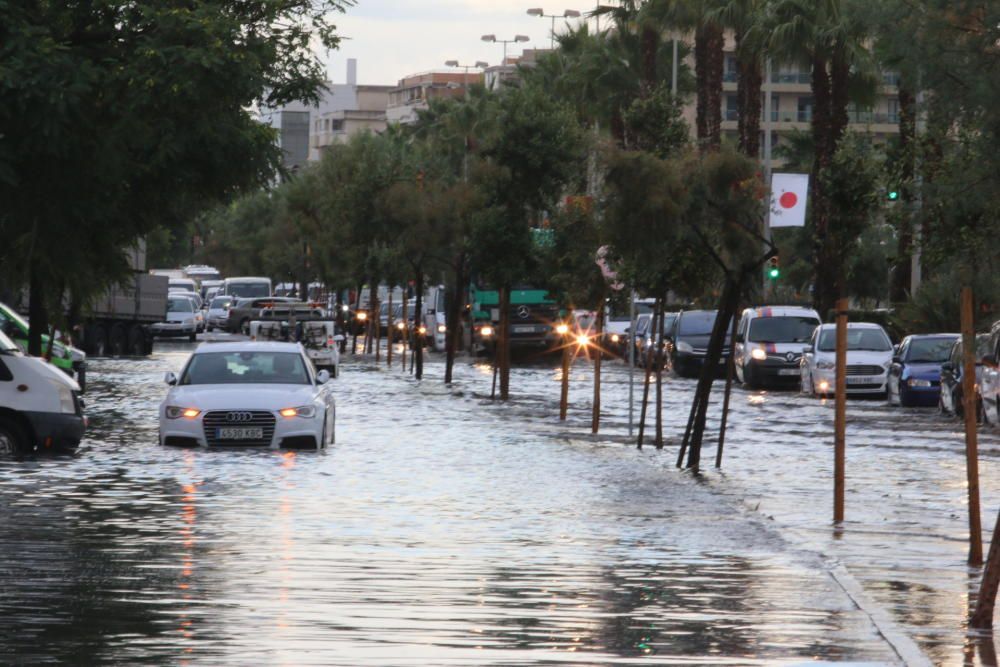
[711,0,766,158]
[767,0,878,316]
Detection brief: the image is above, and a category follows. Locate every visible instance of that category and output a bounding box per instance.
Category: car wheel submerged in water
[0,418,27,457]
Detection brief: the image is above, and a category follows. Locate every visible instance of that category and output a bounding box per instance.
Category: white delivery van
[734,305,822,389]
[221,277,272,299]
[0,328,86,455]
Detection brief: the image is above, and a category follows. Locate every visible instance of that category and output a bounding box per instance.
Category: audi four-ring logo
[226,412,254,422]
[517,306,530,319]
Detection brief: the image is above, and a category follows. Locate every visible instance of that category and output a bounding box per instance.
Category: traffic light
[767,256,780,280]
[887,187,899,201]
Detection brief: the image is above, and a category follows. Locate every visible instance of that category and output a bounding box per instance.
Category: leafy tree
[0,0,351,354]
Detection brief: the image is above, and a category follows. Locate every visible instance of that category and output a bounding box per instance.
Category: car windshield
[818,328,891,352]
[749,316,819,343]
[229,282,270,298]
[210,297,232,308]
[907,337,957,363]
[678,312,717,336]
[609,302,655,321]
[168,298,194,313]
[181,351,310,385]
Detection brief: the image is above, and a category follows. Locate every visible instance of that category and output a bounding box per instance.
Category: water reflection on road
[2,340,996,664]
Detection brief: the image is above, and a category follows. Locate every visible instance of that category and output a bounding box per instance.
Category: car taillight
[327,336,334,347]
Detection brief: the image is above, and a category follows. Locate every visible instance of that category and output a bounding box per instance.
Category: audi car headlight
[676,341,694,353]
[751,348,768,361]
[166,406,201,419]
[279,406,316,419]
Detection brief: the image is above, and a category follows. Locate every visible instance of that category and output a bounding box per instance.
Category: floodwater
[1,339,998,665]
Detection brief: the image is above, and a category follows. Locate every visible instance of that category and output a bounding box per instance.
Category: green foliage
[622,84,690,157]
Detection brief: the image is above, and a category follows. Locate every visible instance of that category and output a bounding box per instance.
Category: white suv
[801,322,894,397]
[159,341,335,449]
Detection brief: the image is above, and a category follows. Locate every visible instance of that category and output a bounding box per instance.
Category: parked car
[939,334,991,419]
[665,310,731,379]
[0,301,87,391]
[151,295,199,341]
[206,296,234,331]
[606,298,656,356]
[734,306,821,389]
[981,321,1000,426]
[887,334,959,407]
[0,327,85,456]
[159,341,335,449]
[801,322,894,397]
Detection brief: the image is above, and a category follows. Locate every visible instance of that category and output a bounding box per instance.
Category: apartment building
[483,48,551,90]
[386,71,484,125]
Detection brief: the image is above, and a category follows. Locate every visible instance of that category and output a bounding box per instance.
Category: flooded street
[2,341,999,665]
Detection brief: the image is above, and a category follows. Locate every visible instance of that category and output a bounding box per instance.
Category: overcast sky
[321,1,595,85]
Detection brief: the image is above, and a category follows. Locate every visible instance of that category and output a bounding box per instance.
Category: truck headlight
[480,326,494,337]
[50,380,76,414]
[751,348,767,361]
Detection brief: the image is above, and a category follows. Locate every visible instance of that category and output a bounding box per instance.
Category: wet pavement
[1,338,998,665]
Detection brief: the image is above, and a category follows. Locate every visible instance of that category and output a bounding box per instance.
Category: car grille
[846,365,884,376]
[203,410,275,447]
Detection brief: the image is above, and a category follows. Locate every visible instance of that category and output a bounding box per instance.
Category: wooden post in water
[559,334,570,421]
[962,286,984,565]
[386,291,394,367]
[716,304,740,468]
[972,508,1000,628]
[833,298,848,524]
[592,306,604,434]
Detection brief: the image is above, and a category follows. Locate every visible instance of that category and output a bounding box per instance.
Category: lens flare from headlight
[818,380,830,393]
[610,334,620,343]
[356,312,367,321]
[396,321,405,330]
[480,326,494,337]
[576,334,590,346]
[556,323,569,336]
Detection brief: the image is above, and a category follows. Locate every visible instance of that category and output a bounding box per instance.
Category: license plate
[217,427,263,440]
[846,376,880,385]
[778,369,800,376]
[513,325,536,333]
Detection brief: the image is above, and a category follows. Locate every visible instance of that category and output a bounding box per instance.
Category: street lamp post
[480,34,530,65]
[526,8,581,50]
[444,59,489,97]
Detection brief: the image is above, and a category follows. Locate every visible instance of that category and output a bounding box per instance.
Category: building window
[724,55,737,83]
[725,94,738,121]
[331,119,344,132]
[765,94,780,122]
[797,96,813,122]
[886,98,899,124]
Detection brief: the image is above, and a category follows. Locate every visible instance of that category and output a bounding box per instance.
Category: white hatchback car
[159,342,335,449]
[801,322,894,397]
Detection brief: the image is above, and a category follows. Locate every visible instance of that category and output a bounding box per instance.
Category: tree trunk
[810,54,837,319]
[499,285,511,400]
[371,291,380,360]
[386,289,394,367]
[444,257,466,384]
[591,305,604,434]
[637,298,661,448]
[716,300,741,468]
[683,276,741,470]
[696,21,725,152]
[28,264,47,357]
[351,282,363,354]
[890,81,916,302]
[559,333,570,421]
[336,291,347,353]
[641,26,658,94]
[400,295,408,371]
[736,32,762,159]
[414,271,424,380]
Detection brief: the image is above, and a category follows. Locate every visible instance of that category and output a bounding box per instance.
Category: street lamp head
[563,9,581,17]
[481,34,496,42]
[444,60,459,67]
[515,35,530,42]
[475,61,489,69]
[527,7,544,16]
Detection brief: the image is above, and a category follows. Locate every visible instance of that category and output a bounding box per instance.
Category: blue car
[887,334,960,407]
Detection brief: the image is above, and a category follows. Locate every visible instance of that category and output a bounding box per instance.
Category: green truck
[470,284,561,355]
[0,301,87,392]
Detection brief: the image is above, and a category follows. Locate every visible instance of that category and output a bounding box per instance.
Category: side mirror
[802,345,813,354]
[316,369,331,384]
[941,361,954,372]
[164,371,178,386]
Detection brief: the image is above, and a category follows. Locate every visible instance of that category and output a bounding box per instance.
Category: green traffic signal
[887,190,899,201]
[768,267,780,279]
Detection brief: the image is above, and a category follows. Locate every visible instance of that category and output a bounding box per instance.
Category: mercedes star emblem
[517,306,530,319]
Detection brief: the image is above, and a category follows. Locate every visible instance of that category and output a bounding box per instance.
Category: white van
[221,277,272,299]
[734,306,822,388]
[0,328,85,455]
